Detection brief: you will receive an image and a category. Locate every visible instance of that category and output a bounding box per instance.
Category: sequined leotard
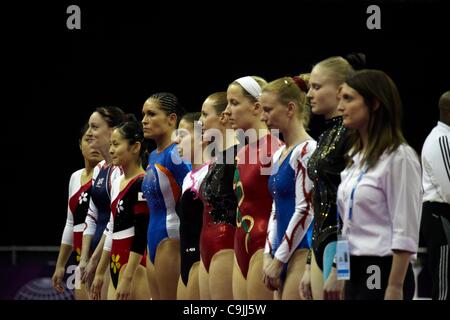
[199,145,240,272]
[307,116,351,275]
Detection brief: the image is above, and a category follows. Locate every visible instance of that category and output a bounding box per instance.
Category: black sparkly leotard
[307,116,351,270]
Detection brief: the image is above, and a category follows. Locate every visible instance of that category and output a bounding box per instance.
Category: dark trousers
[420,201,450,300]
[344,255,415,300]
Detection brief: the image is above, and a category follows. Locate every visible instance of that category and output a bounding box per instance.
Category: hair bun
[292,76,308,93]
[125,113,138,123]
[346,52,366,70]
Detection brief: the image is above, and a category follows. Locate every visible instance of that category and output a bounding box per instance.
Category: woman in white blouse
[334,69,422,299]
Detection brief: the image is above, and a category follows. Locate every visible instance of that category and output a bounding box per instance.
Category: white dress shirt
[422,121,450,204]
[337,144,422,256]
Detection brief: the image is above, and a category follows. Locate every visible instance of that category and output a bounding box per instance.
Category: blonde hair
[298,73,310,86]
[206,92,228,114]
[314,56,354,85]
[262,76,310,128]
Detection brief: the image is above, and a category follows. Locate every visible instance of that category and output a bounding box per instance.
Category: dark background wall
[3,0,449,246]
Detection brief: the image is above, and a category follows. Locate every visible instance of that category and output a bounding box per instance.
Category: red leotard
[233,134,282,278]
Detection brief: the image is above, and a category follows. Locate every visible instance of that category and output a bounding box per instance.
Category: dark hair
[94,106,128,128]
[115,118,148,167]
[181,112,201,126]
[345,52,366,71]
[439,91,450,111]
[345,69,406,170]
[148,92,186,125]
[125,113,138,123]
[79,122,89,145]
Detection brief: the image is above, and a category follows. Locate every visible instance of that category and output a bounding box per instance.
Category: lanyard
[348,166,367,221]
[337,165,368,232]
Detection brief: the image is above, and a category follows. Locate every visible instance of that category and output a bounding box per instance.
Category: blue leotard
[266,140,316,263]
[142,144,191,263]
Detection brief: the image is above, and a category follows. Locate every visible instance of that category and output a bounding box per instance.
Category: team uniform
[84,160,123,252]
[265,140,316,268]
[103,174,149,289]
[337,144,422,299]
[61,169,93,262]
[142,144,191,263]
[199,146,240,272]
[176,163,209,286]
[307,116,351,280]
[233,134,283,278]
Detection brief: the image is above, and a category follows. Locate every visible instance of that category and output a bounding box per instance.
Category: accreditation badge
[336,235,351,280]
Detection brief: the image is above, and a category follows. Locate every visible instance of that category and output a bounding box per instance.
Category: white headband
[235,76,262,100]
